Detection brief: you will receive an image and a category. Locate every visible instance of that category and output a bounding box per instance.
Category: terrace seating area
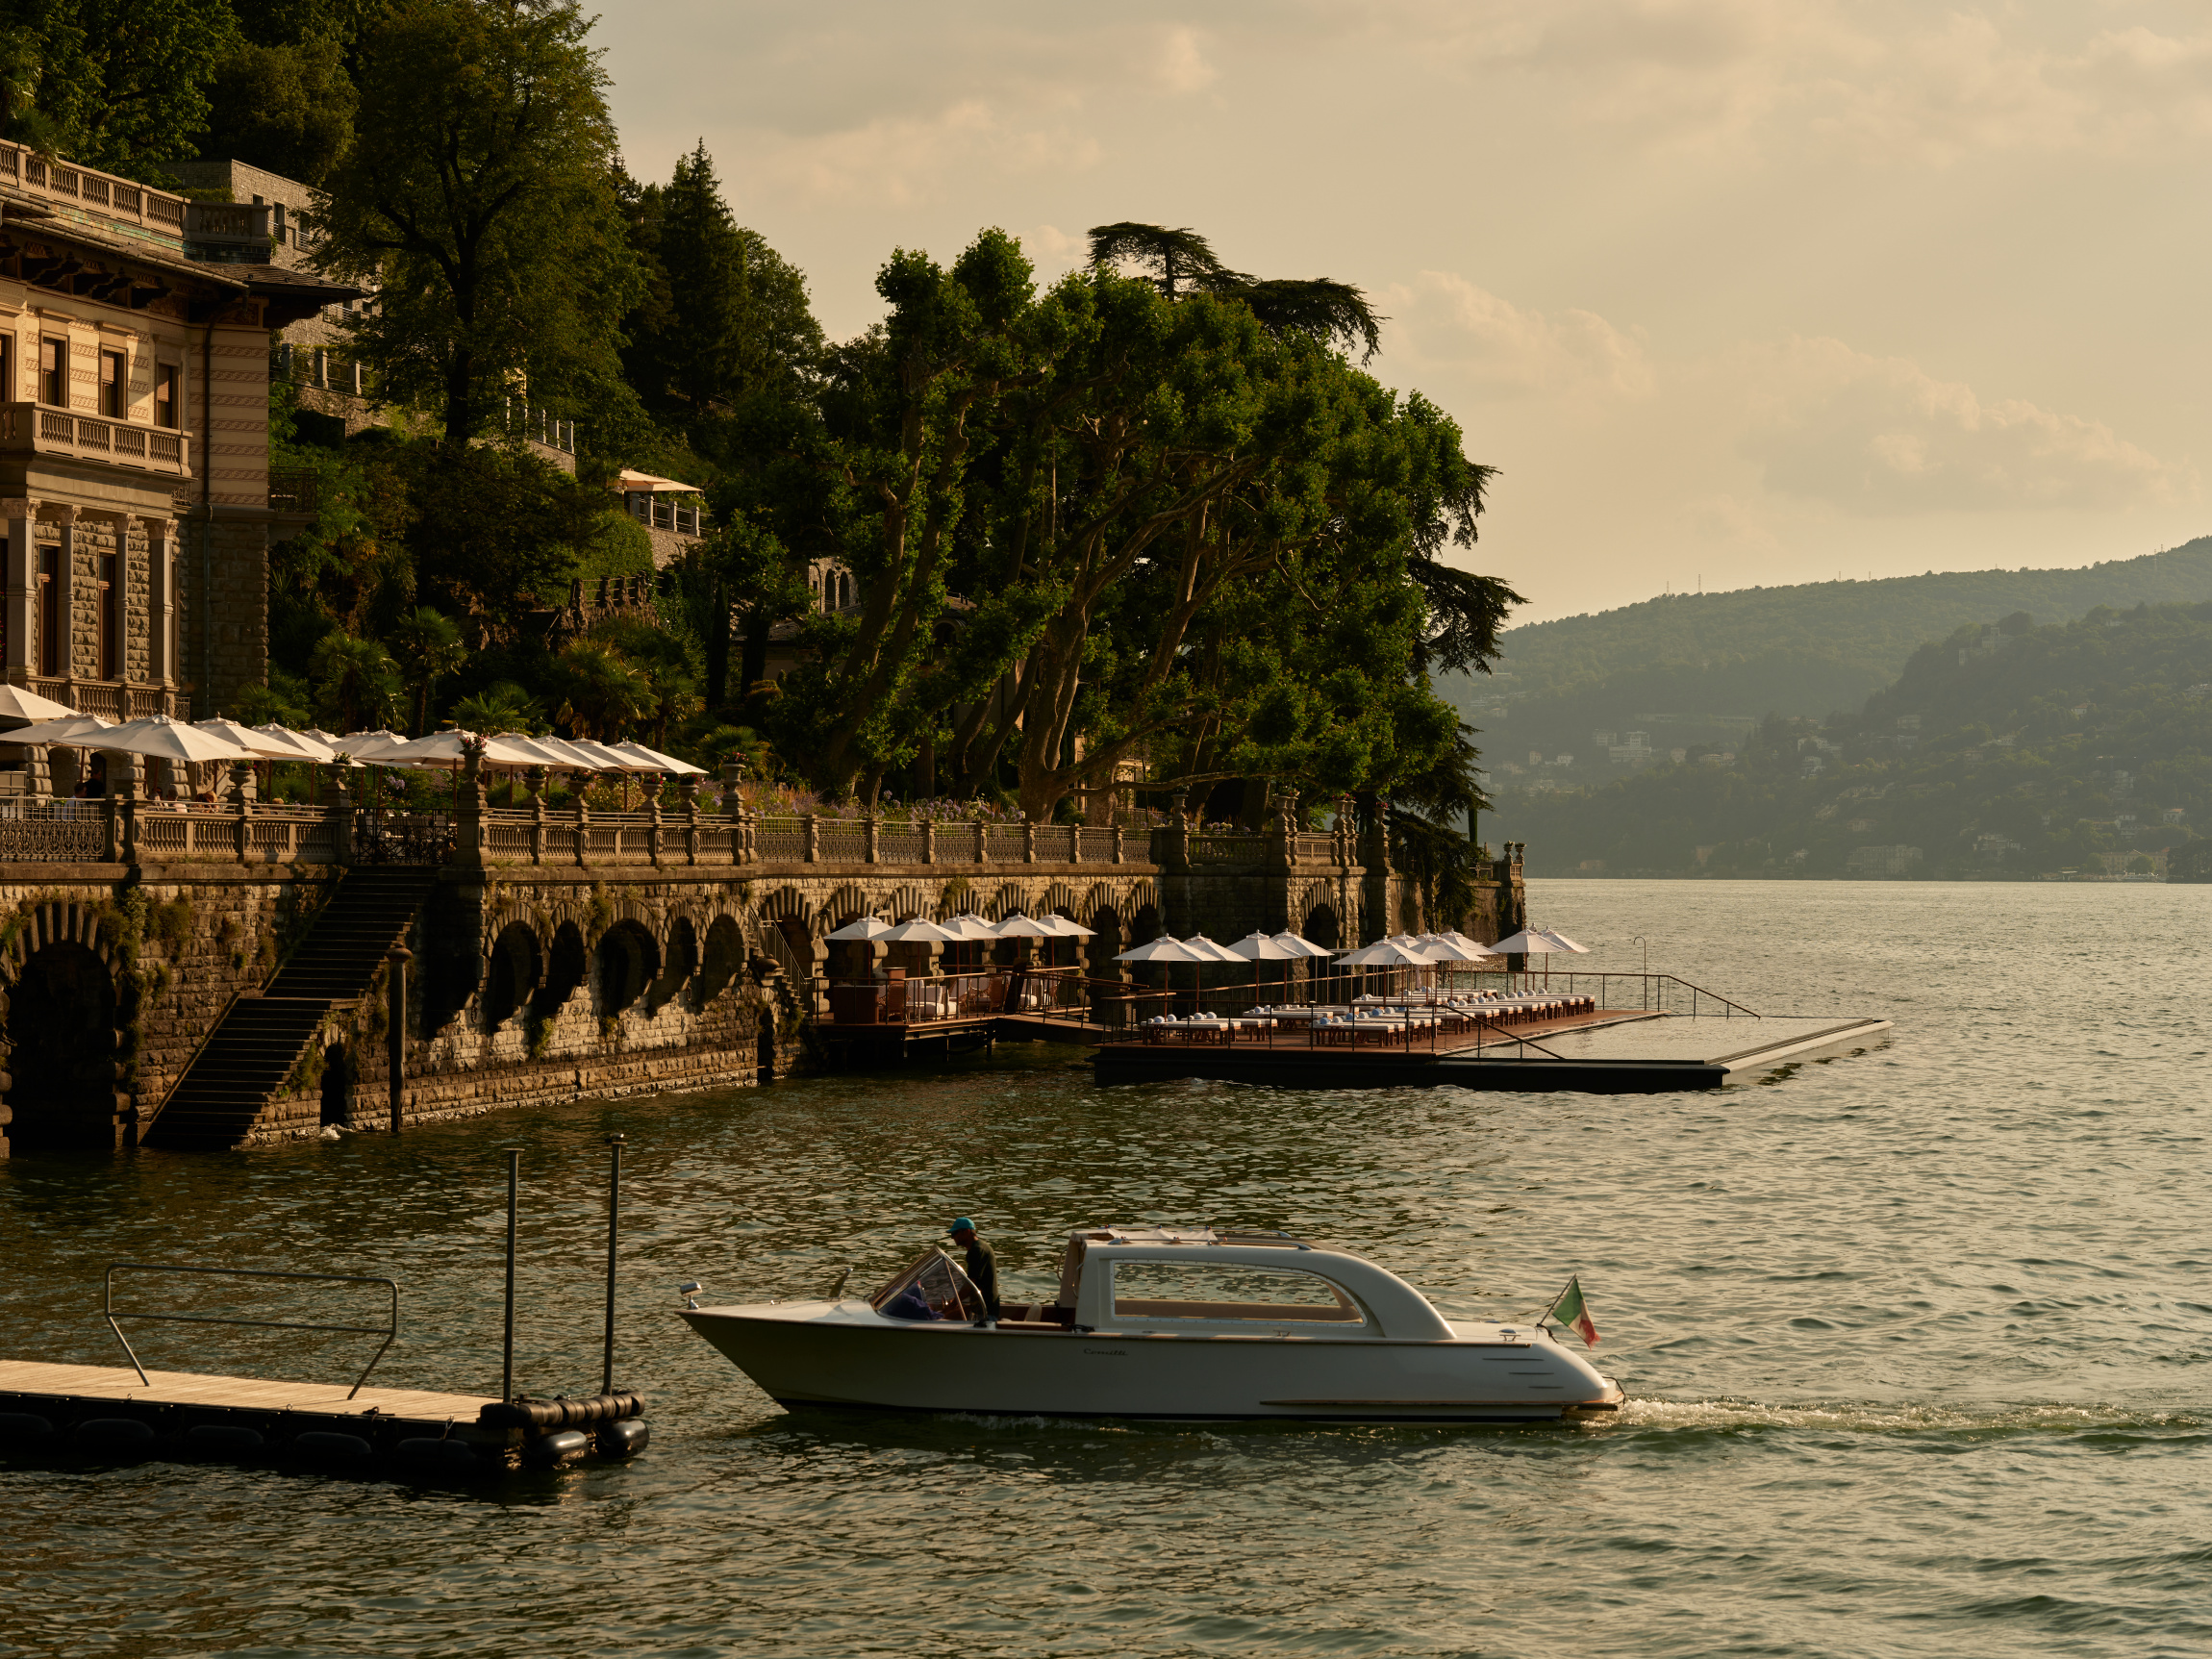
[1135,989,1606,1053]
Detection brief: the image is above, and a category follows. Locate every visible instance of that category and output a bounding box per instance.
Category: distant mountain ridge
[1490,598,2212,880]
[1438,538,2212,759]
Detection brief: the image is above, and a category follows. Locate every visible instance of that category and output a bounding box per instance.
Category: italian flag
[1547,1276,1599,1347]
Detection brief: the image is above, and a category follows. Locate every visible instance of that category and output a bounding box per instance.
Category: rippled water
[2,880,2206,1658]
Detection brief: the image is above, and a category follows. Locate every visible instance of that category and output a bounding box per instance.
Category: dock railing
[103,1263,401,1398]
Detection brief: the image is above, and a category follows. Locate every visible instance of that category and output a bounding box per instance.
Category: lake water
[2,879,2206,1659]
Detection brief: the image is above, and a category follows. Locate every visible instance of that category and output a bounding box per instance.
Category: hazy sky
[598,1,2212,625]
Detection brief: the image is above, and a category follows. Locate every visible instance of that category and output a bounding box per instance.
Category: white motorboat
[680,1225,1624,1423]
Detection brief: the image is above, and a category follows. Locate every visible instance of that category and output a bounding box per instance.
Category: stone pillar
[326,768,354,866]
[646,781,665,867]
[526,766,546,864]
[455,736,486,868]
[52,505,79,685]
[572,790,590,868]
[922,817,937,866]
[386,947,411,1132]
[680,774,701,865]
[230,759,254,864]
[802,812,818,864]
[863,810,879,864]
[2,498,33,674]
[143,515,174,689]
[973,817,987,865]
[1020,812,1036,864]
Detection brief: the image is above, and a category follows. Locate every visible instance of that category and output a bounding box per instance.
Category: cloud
[1730,338,2196,513]
[1156,26,1219,93]
[1385,272,1653,400]
[753,102,1103,207]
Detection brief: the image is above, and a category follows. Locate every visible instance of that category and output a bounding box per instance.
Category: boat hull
[682,1304,1622,1423]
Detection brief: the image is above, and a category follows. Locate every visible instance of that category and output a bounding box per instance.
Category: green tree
[196,34,355,185]
[314,0,639,450]
[622,143,822,426]
[389,605,465,736]
[451,680,542,735]
[0,0,238,177]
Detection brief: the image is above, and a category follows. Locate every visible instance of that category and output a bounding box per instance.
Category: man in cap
[948,1218,1000,1324]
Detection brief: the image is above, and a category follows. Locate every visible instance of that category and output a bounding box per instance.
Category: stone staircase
[141,869,440,1151]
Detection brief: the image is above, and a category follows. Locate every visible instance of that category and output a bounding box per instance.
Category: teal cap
[949,1217,975,1233]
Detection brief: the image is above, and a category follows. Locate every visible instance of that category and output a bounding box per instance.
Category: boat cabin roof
[1070,1225,1318,1250]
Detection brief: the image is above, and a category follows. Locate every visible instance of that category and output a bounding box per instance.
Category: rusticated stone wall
[0,846,1526,1154]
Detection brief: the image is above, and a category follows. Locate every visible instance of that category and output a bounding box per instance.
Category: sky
[596,1,2212,626]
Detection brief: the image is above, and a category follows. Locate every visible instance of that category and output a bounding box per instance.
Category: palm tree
[311,632,400,734]
[389,607,467,736]
[552,642,653,741]
[451,681,544,737]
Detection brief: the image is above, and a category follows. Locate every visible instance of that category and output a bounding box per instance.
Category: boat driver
[949,1218,1001,1325]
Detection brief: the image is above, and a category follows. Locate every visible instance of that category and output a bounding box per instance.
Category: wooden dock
[0,1360,642,1474]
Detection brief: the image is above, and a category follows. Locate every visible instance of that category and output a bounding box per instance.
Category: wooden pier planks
[0,1359,494,1421]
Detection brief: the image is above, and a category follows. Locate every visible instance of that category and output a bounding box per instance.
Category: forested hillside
[1439,540,2212,761]
[1489,601,2212,879]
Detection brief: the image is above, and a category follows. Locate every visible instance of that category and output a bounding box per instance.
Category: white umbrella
[1179,934,1243,964]
[337,729,415,762]
[1114,936,1206,963]
[1033,914,1095,938]
[825,916,892,942]
[1535,928,1592,954]
[607,740,709,777]
[381,729,547,769]
[1227,931,1300,961]
[991,913,1057,939]
[3,713,113,745]
[1335,939,1439,968]
[0,684,78,722]
[1269,931,1335,959]
[566,738,659,772]
[1412,936,1499,964]
[195,717,301,761]
[875,917,956,943]
[253,724,342,763]
[520,734,608,769]
[1489,930,1578,957]
[938,914,999,941]
[94,714,259,764]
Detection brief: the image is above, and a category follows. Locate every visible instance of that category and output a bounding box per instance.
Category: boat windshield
[868,1249,981,1322]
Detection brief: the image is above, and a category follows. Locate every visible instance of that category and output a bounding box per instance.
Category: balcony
[0,404,190,480]
[0,142,188,251]
[0,404,191,479]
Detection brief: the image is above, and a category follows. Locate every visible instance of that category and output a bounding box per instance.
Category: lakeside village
[0,0,1907,1177]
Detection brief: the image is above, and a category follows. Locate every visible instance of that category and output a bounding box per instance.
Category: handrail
[103,1263,400,1398]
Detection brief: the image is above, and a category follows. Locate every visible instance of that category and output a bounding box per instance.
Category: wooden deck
[0,1359,495,1422]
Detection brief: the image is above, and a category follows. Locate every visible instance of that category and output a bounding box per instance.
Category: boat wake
[1602,1395,2208,1437]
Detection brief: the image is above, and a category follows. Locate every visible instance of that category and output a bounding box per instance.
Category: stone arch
[934,877,976,918]
[481,921,542,1031]
[754,886,818,982]
[645,915,697,1015]
[986,882,1028,920]
[820,883,873,931]
[4,937,120,1150]
[531,919,588,1026]
[1301,901,1342,949]
[880,883,930,922]
[596,919,661,1017]
[696,914,746,1005]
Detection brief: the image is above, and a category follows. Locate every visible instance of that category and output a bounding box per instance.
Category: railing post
[922,818,937,866]
[646,784,665,867]
[973,818,986,864]
[1020,812,1036,864]
[573,791,590,868]
[802,811,818,864]
[455,736,486,869]
[864,810,879,864]
[681,774,701,865]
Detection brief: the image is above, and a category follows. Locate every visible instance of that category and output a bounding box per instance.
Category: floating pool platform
[1092,1011,1893,1093]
